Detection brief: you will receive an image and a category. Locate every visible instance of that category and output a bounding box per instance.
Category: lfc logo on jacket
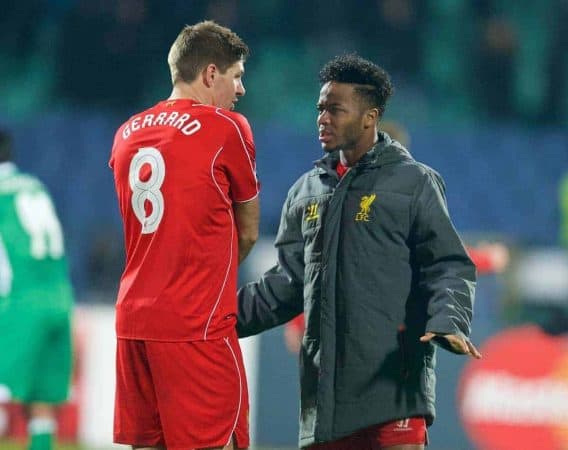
[355,194,376,222]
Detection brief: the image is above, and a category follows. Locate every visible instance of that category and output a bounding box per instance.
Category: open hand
[420,332,482,359]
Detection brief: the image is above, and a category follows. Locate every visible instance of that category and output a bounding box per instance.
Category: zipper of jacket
[313,161,355,441]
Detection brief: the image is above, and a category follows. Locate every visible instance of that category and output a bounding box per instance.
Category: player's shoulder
[0,167,45,195]
[402,161,446,196]
[212,108,250,125]
[208,107,252,134]
[112,102,162,146]
[412,161,444,185]
[286,170,316,203]
[394,155,442,182]
[14,171,44,190]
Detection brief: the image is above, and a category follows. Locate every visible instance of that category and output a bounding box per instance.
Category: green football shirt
[0,162,73,311]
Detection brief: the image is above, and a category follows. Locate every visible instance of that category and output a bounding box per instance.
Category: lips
[319,131,333,143]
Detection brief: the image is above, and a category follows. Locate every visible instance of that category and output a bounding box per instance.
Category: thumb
[420,332,436,342]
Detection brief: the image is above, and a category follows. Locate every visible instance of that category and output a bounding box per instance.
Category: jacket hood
[315,131,414,174]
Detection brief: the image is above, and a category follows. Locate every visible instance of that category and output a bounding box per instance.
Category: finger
[453,337,482,359]
[458,340,470,354]
[447,336,469,354]
[443,335,471,355]
[420,332,435,342]
[467,341,483,359]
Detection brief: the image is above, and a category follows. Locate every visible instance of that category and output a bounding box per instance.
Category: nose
[318,110,329,126]
[237,80,245,97]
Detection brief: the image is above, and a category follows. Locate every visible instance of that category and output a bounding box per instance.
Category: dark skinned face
[317,81,369,153]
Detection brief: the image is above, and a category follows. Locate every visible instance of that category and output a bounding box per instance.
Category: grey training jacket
[237,132,476,447]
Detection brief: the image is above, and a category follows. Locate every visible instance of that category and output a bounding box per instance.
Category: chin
[322,143,338,153]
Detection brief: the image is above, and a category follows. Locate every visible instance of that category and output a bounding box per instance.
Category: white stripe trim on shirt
[210,146,232,206]
[234,190,260,203]
[215,108,259,187]
[224,336,243,447]
[204,147,233,339]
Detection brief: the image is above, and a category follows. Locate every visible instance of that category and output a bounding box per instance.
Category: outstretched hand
[420,332,482,359]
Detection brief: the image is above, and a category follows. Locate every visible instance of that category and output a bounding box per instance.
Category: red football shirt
[109,99,259,341]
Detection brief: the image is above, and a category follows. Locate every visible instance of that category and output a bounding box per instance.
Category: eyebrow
[317,101,342,107]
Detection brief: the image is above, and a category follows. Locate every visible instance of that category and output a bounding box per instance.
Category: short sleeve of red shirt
[216,109,259,203]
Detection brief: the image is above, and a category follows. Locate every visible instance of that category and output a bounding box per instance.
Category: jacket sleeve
[237,195,305,338]
[411,170,477,353]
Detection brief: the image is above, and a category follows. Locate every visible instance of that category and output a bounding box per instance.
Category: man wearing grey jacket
[237,54,481,450]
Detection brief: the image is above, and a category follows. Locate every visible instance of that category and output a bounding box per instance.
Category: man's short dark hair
[319,54,394,116]
[0,129,12,163]
[168,20,249,85]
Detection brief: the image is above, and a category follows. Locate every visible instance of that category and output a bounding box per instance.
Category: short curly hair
[319,54,394,116]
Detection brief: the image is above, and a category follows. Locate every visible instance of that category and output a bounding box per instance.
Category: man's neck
[339,133,378,167]
[169,82,210,105]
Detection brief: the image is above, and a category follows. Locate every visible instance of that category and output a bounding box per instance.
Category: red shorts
[307,417,427,449]
[114,332,249,450]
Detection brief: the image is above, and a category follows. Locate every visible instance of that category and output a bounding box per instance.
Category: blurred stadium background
[1,0,567,449]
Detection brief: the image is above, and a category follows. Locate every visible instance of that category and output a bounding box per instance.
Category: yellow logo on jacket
[305,203,319,221]
[355,194,376,222]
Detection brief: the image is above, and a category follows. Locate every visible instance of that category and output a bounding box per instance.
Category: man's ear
[202,64,217,88]
[363,108,379,129]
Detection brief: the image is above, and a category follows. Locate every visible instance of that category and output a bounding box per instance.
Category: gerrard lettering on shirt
[122,110,202,139]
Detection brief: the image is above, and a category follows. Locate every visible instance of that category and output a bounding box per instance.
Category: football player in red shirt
[109,21,259,450]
